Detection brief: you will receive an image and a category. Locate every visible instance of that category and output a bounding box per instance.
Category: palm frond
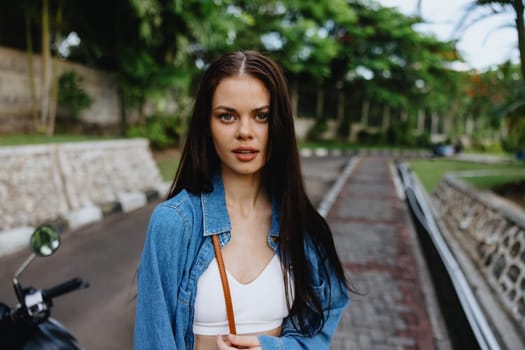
[453,2,513,37]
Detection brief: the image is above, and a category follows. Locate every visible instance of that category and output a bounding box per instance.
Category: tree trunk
[476,116,484,135]
[47,1,64,136]
[46,55,59,136]
[417,0,422,15]
[336,89,345,124]
[457,113,464,136]
[417,109,425,134]
[40,0,51,128]
[291,78,298,118]
[46,0,63,136]
[401,109,408,122]
[315,87,324,121]
[138,97,146,126]
[466,115,474,136]
[25,12,39,131]
[443,115,451,137]
[361,100,369,127]
[431,112,439,135]
[382,105,390,131]
[513,0,525,81]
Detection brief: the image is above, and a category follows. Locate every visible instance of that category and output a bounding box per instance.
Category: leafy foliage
[306,120,329,141]
[127,113,186,150]
[57,71,93,119]
[2,0,520,152]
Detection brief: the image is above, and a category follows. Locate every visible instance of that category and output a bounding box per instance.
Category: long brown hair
[168,50,349,335]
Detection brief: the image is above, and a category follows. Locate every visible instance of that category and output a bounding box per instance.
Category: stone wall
[0,46,120,133]
[0,139,168,255]
[432,175,525,330]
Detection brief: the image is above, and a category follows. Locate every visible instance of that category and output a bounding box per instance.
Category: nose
[236,118,253,140]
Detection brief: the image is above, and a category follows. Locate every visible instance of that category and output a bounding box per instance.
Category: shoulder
[154,189,200,218]
[146,189,202,241]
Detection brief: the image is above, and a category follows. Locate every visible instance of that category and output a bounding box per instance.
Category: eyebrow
[213,105,270,113]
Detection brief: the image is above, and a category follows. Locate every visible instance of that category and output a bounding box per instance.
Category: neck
[221,169,268,215]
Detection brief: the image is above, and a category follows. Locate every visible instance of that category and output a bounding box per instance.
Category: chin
[236,168,263,176]
[224,165,265,177]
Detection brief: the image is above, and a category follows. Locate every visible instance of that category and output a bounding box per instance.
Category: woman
[134,51,350,350]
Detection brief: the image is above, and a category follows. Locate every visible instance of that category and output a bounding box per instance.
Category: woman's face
[210,74,270,179]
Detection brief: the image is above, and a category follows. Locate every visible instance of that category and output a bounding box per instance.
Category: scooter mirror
[30,224,60,257]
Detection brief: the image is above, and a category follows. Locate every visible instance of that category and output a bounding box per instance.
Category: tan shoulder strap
[211,234,237,335]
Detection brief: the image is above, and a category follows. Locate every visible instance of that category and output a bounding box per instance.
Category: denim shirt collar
[200,172,280,248]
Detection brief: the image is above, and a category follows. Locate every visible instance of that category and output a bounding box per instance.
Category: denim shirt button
[271,236,279,243]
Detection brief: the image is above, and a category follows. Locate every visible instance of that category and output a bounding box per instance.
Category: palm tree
[459,1,524,81]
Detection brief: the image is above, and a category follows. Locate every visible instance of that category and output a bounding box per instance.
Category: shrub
[336,119,351,139]
[57,71,93,119]
[502,117,525,154]
[413,131,431,148]
[127,114,185,149]
[356,129,381,145]
[307,120,328,141]
[385,121,411,146]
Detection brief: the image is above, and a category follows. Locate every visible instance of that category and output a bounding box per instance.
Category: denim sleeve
[257,256,350,349]
[134,204,188,350]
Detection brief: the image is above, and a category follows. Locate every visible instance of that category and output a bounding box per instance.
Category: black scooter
[0,224,89,349]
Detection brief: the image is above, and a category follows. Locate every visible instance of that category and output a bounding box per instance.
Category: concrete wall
[0,139,168,256]
[294,118,337,141]
[433,175,525,331]
[0,46,120,133]
[294,118,315,140]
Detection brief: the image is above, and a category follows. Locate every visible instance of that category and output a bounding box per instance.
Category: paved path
[0,156,348,350]
[0,203,150,349]
[330,157,449,350]
[0,155,447,349]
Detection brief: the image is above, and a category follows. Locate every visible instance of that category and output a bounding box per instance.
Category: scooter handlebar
[44,278,89,300]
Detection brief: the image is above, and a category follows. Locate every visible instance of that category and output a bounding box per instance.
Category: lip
[232,147,259,161]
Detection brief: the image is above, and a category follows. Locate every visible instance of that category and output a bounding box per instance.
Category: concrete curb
[317,157,359,217]
[0,226,35,257]
[66,204,104,230]
[299,148,431,158]
[0,184,169,257]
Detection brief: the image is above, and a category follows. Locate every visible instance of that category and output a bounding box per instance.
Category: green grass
[462,175,525,189]
[299,140,356,149]
[156,158,179,182]
[0,134,120,146]
[409,159,525,193]
[463,143,506,155]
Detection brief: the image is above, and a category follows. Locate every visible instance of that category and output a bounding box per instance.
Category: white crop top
[193,254,292,335]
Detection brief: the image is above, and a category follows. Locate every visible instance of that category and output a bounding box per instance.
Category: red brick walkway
[329,157,442,350]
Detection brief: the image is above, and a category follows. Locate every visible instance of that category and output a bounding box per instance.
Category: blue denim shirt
[134,173,349,349]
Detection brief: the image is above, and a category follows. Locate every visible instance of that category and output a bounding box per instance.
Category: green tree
[65,0,241,132]
[57,71,93,119]
[3,0,66,135]
[458,1,525,151]
[327,1,460,140]
[0,0,474,147]
[226,0,356,119]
